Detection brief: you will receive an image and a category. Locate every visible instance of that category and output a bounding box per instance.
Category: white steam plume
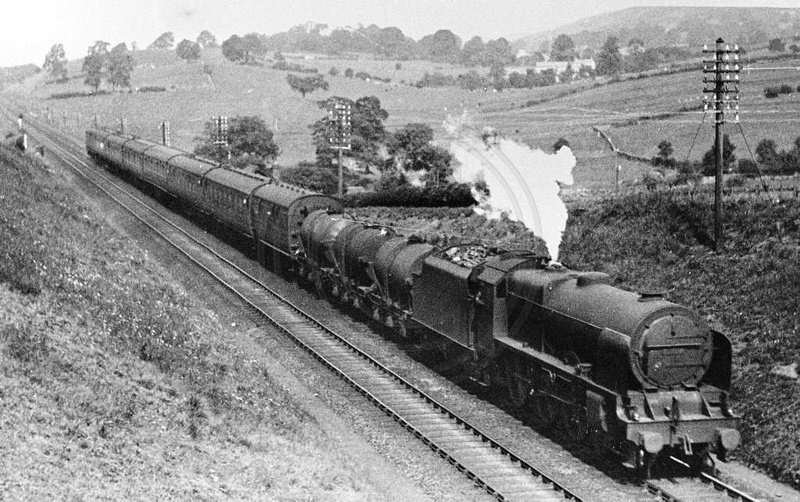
[446,114,575,261]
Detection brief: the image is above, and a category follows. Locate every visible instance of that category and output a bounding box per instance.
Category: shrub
[764,87,780,98]
[137,86,167,93]
[737,158,760,177]
[415,72,457,88]
[48,90,111,100]
[724,173,746,187]
[278,162,338,194]
[779,84,794,94]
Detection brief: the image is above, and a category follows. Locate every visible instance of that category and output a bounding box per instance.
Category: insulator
[735,74,739,81]
[726,44,730,50]
[724,53,730,61]
[734,44,739,51]
[734,53,739,61]
[734,112,740,122]
[704,44,708,51]
[704,103,709,111]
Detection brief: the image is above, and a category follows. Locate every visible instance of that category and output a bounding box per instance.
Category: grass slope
[0,144,399,499]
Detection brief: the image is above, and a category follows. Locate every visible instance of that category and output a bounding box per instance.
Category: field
[14,47,800,191]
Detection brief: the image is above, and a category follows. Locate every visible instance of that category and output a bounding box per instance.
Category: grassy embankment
[0,144,391,499]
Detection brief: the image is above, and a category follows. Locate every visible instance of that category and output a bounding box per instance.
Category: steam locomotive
[86,128,740,476]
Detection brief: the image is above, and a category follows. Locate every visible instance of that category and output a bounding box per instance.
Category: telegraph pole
[327,99,352,198]
[703,38,740,251]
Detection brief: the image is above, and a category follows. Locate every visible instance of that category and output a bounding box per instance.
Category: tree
[107,43,134,90]
[551,34,576,62]
[43,43,68,82]
[194,116,279,166]
[240,33,266,64]
[82,41,109,92]
[459,70,488,91]
[768,38,786,52]
[596,36,622,77]
[417,29,462,63]
[484,38,514,66]
[385,123,453,187]
[222,33,265,64]
[286,74,329,98]
[387,123,434,169]
[461,36,486,66]
[755,138,781,172]
[176,39,201,62]
[701,134,736,175]
[653,140,676,168]
[344,67,354,78]
[420,146,454,187]
[196,30,218,49]
[82,54,104,92]
[149,32,174,50]
[561,63,574,82]
[222,35,244,62]
[489,61,506,90]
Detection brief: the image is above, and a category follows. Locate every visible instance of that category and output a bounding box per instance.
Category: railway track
[8,108,585,501]
[644,457,761,502]
[4,103,769,502]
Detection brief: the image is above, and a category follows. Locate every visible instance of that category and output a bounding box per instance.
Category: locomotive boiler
[86,127,740,476]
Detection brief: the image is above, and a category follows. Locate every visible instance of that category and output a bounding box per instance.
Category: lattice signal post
[703,38,741,251]
[327,100,352,198]
[212,116,230,161]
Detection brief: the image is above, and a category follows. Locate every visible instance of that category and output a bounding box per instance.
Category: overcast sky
[1,0,798,67]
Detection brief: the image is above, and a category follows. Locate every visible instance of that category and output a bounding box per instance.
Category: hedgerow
[343,183,475,207]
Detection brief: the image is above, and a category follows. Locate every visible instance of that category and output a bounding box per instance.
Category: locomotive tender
[86,128,740,475]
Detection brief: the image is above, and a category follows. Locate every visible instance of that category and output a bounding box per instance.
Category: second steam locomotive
[86,128,740,475]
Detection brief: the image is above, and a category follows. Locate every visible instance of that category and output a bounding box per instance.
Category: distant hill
[518,6,800,51]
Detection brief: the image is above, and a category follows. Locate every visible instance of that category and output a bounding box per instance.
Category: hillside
[519,6,800,50]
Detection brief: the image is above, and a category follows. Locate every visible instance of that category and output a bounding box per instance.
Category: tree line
[192,94,457,196]
[41,30,219,88]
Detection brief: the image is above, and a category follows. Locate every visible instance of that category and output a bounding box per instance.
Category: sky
[2,0,798,67]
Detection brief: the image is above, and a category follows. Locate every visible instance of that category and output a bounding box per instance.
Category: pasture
[12,47,800,190]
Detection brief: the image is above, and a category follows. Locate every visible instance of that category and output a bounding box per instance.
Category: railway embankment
[0,144,425,500]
